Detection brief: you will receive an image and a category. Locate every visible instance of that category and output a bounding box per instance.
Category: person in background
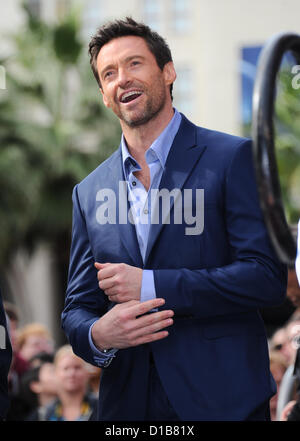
[282,317,300,366]
[6,322,55,420]
[44,345,97,421]
[4,302,28,402]
[3,302,20,355]
[269,326,290,364]
[269,350,288,420]
[280,222,300,421]
[29,351,56,369]
[269,269,300,367]
[16,323,54,363]
[0,291,12,420]
[86,365,102,399]
[25,360,58,421]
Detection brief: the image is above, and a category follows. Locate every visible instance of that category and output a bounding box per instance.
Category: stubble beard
[115,79,167,128]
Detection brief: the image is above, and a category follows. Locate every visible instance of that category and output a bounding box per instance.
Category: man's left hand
[95,262,142,303]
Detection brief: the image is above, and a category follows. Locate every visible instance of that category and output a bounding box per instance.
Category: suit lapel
[107,149,143,267]
[144,115,207,264]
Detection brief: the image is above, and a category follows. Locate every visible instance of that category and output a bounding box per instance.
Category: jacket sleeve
[61,185,109,365]
[153,140,287,318]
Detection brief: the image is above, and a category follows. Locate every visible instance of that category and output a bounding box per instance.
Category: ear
[100,88,110,108]
[163,62,176,87]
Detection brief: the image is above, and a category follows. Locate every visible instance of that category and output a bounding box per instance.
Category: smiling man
[98,36,173,129]
[62,17,287,421]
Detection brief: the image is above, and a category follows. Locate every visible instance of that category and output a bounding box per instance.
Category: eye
[131,60,141,67]
[104,71,113,79]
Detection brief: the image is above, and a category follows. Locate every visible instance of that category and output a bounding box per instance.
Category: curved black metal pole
[252,32,300,265]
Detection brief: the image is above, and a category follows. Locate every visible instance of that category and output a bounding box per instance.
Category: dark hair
[16,367,41,417]
[88,17,174,99]
[29,351,54,367]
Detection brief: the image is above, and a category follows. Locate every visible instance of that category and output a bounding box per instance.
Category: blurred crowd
[268,268,300,421]
[3,268,300,421]
[3,304,100,421]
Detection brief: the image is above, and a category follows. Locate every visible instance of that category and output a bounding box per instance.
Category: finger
[95,262,113,277]
[134,309,174,329]
[94,262,111,269]
[107,291,119,300]
[132,330,170,346]
[105,288,120,298]
[117,300,140,308]
[127,298,166,318]
[108,294,129,303]
[99,277,116,291]
[131,317,173,339]
[109,299,140,308]
[96,264,117,281]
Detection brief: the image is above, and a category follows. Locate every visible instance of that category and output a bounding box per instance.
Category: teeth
[121,91,142,102]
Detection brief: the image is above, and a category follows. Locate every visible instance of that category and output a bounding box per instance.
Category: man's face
[97,36,175,128]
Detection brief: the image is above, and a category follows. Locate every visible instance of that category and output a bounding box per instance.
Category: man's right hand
[91,298,174,351]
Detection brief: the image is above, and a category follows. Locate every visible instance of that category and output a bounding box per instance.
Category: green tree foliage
[244,64,300,226]
[0,5,121,264]
[275,68,300,224]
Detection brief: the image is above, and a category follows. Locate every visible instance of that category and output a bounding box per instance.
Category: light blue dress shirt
[89,109,182,367]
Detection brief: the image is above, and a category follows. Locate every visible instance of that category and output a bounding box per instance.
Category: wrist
[91,320,110,351]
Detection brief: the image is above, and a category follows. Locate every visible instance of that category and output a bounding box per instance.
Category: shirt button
[144,209,149,214]
[132,181,136,186]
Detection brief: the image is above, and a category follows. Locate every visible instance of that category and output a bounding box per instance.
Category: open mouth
[120,90,143,104]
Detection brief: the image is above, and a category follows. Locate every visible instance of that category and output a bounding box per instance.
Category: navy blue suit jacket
[62,114,287,421]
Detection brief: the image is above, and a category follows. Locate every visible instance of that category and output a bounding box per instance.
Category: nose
[117,67,132,89]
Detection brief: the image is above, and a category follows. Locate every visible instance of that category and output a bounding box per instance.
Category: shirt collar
[121,108,182,178]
